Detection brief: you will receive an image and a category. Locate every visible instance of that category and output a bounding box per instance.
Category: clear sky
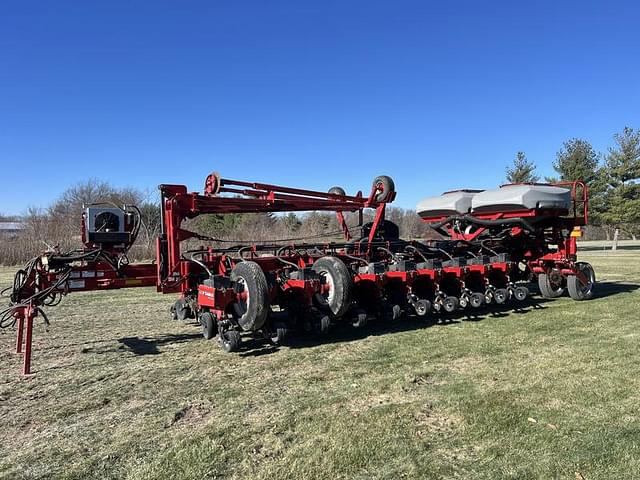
[1,1,639,215]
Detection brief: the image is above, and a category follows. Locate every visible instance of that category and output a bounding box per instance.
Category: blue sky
[1,1,639,215]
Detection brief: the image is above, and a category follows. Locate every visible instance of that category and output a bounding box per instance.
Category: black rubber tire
[567,262,595,301]
[414,299,431,316]
[372,175,395,203]
[514,286,529,301]
[269,322,288,345]
[361,220,400,241]
[220,330,241,352]
[174,298,191,321]
[513,286,529,302]
[459,295,469,308]
[317,315,331,334]
[443,296,459,313]
[328,186,346,196]
[538,273,565,298]
[230,261,270,331]
[200,311,216,340]
[470,293,484,308]
[352,309,368,328]
[494,288,509,304]
[311,256,353,317]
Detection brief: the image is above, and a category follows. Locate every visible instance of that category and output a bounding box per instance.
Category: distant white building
[0,221,25,239]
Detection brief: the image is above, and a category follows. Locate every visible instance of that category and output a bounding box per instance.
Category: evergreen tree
[601,127,640,238]
[550,138,607,225]
[553,138,600,183]
[505,151,539,183]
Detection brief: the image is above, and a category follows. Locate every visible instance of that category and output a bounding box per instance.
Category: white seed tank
[471,184,571,213]
[416,190,480,218]
[416,184,572,219]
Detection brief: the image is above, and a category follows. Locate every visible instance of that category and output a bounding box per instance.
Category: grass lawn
[1,250,639,479]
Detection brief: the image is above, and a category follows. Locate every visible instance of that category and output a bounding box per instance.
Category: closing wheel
[513,286,529,301]
[494,288,509,304]
[269,322,288,345]
[231,261,270,331]
[538,272,565,298]
[459,295,469,308]
[469,293,484,308]
[200,311,216,340]
[317,315,331,334]
[567,262,595,301]
[328,186,346,196]
[442,296,459,313]
[312,256,353,317]
[220,330,241,353]
[414,299,431,316]
[352,309,368,328]
[372,175,395,203]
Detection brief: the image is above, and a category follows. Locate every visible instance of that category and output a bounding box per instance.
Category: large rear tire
[311,256,353,318]
[567,262,595,301]
[231,261,270,331]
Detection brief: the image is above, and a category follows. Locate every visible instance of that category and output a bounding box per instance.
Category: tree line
[505,126,640,240]
[1,126,637,265]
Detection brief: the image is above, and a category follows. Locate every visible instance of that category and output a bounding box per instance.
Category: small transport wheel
[414,299,431,316]
[567,262,595,301]
[372,175,395,203]
[231,261,270,331]
[269,322,288,345]
[537,272,565,298]
[328,186,346,196]
[220,330,241,353]
[470,293,484,308]
[200,311,216,340]
[442,296,459,313]
[513,286,529,301]
[312,256,353,317]
[494,288,509,304]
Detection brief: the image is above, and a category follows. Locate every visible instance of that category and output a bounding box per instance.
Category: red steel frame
[10,172,396,375]
[419,181,590,283]
[9,176,589,376]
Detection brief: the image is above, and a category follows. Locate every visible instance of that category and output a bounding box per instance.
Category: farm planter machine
[2,172,594,374]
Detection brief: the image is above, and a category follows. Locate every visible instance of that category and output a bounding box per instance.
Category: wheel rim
[233,277,250,317]
[317,269,336,305]
[470,294,483,308]
[576,263,595,296]
[444,298,456,312]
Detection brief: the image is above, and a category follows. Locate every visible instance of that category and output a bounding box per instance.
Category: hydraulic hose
[428,214,535,233]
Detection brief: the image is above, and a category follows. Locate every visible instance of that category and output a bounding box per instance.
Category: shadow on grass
[590,281,639,299]
[276,297,554,352]
[83,281,638,357]
[116,333,202,355]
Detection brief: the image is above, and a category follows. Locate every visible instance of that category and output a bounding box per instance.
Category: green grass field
[1,250,639,479]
